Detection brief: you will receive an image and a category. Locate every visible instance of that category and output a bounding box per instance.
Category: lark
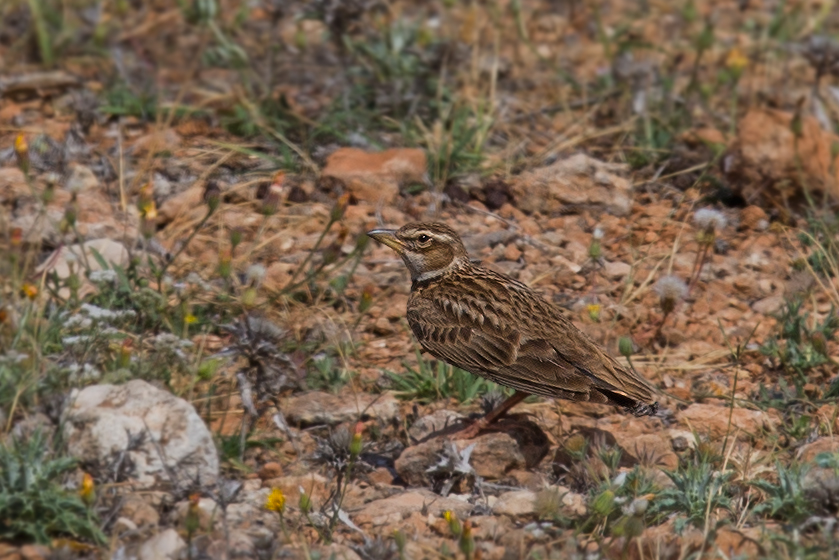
[368,222,658,438]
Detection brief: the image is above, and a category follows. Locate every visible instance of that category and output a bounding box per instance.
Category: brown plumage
[368,222,658,436]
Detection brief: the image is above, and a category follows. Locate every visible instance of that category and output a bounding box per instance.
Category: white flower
[79,303,136,321]
[62,335,92,345]
[592,227,604,240]
[693,208,727,232]
[63,314,93,329]
[89,269,118,283]
[67,362,101,383]
[0,350,29,364]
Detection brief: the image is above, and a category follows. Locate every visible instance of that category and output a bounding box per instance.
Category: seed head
[654,275,687,314]
[693,208,727,242]
[246,264,266,285]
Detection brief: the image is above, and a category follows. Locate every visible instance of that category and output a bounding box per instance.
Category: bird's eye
[417,234,431,243]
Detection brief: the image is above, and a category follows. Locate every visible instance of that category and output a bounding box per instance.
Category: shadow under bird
[368,222,658,438]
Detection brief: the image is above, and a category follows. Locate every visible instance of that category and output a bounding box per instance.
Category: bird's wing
[407,298,600,400]
[407,288,655,405]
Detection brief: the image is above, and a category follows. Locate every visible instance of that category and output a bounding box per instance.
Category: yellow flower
[14,134,28,155]
[725,47,748,73]
[139,198,157,220]
[184,314,197,324]
[14,134,29,173]
[80,472,95,505]
[444,509,461,536]
[586,303,602,322]
[265,487,286,513]
[21,283,38,300]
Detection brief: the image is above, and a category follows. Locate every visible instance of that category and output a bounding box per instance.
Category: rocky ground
[2,0,839,559]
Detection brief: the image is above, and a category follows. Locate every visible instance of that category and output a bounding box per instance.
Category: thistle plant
[689,208,726,290]
[309,422,369,542]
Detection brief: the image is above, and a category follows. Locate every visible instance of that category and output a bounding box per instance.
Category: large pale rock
[510,154,633,216]
[63,380,219,489]
[321,147,428,204]
[726,108,839,203]
[351,490,472,526]
[282,391,399,426]
[677,403,776,440]
[138,528,185,560]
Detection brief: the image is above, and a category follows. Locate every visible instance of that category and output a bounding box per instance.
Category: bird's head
[367,222,469,282]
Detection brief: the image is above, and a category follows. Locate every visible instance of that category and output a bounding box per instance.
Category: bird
[367,222,658,438]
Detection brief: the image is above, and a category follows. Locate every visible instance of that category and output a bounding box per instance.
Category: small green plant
[751,462,813,524]
[650,454,734,533]
[386,351,508,404]
[308,354,353,393]
[760,298,838,381]
[0,431,105,544]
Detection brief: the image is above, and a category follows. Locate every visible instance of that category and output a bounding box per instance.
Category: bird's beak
[367,229,405,254]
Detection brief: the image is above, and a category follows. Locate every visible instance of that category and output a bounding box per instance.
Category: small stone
[350,490,472,527]
[282,391,399,426]
[120,493,161,527]
[408,410,466,442]
[112,516,138,536]
[0,542,20,560]
[18,545,50,560]
[66,163,100,192]
[138,528,186,560]
[680,127,727,147]
[492,490,537,517]
[503,243,522,262]
[510,154,633,216]
[174,497,218,532]
[603,260,631,280]
[371,316,396,335]
[677,403,776,440]
[368,467,396,486]
[740,205,768,230]
[321,147,428,204]
[258,461,283,480]
[797,436,839,464]
[132,128,181,156]
[395,431,532,486]
[751,295,785,315]
[158,184,204,223]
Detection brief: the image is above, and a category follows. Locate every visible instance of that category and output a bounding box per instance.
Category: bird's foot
[447,418,488,440]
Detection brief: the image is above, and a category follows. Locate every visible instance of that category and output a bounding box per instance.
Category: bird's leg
[453,391,530,439]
